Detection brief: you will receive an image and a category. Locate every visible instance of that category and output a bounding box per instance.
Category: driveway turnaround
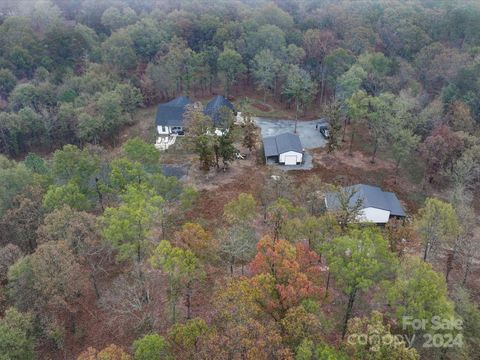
[255,118,327,149]
[255,117,326,171]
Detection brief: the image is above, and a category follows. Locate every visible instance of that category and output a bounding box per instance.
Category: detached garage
[263,133,304,165]
[325,184,406,225]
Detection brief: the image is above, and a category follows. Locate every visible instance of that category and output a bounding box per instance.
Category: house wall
[157,125,187,135]
[158,125,227,136]
[157,125,170,135]
[357,207,391,224]
[213,128,227,136]
[279,151,303,164]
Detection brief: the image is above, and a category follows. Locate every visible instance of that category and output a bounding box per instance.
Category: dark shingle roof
[383,191,406,217]
[156,96,192,127]
[264,136,279,157]
[326,184,406,217]
[204,95,235,126]
[160,164,188,179]
[263,132,303,157]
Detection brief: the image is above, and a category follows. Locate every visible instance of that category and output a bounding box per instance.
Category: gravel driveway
[254,118,327,149]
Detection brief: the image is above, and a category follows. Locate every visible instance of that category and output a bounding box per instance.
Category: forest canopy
[0,1,480,359]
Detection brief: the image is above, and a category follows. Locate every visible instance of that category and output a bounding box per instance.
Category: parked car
[318,124,330,139]
[171,127,185,136]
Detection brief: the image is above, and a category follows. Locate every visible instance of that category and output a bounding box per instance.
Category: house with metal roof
[325,184,406,224]
[263,132,304,165]
[156,95,235,136]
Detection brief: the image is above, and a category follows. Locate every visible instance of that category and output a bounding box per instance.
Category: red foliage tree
[420,125,465,185]
[249,236,324,318]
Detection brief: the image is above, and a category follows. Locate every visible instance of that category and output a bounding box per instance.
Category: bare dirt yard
[307,147,424,214]
[186,150,267,224]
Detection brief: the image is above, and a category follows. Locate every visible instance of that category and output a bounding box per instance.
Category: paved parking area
[255,118,327,149]
[255,117,326,171]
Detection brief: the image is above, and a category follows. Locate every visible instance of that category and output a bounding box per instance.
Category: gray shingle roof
[383,191,406,217]
[264,136,279,157]
[263,132,303,157]
[204,95,235,126]
[326,184,406,217]
[155,96,192,127]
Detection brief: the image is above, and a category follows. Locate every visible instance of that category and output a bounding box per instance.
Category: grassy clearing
[234,96,295,118]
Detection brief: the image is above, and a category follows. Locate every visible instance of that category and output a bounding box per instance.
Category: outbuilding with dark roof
[325,184,406,224]
[263,132,304,165]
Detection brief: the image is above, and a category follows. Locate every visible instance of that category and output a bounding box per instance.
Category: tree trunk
[319,66,326,106]
[325,271,331,299]
[294,100,299,134]
[423,241,429,261]
[28,236,36,254]
[445,241,458,283]
[342,117,347,142]
[170,280,177,324]
[95,178,104,212]
[137,242,142,263]
[273,77,278,99]
[0,127,10,155]
[394,159,401,183]
[348,129,355,156]
[439,346,449,360]
[214,145,220,169]
[462,260,470,286]
[371,139,378,163]
[342,287,357,339]
[90,271,100,299]
[186,283,192,319]
[172,300,177,324]
[70,313,76,334]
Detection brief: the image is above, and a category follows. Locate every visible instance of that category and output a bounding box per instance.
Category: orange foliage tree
[173,222,218,263]
[208,277,292,360]
[204,236,326,358]
[249,235,324,320]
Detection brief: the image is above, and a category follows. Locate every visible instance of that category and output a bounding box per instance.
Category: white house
[155,96,192,136]
[155,95,236,136]
[325,184,406,224]
[263,132,304,165]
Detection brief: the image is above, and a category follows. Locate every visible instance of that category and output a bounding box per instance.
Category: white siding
[279,151,302,165]
[284,155,297,165]
[159,125,228,136]
[357,207,390,224]
[157,125,170,135]
[212,128,227,136]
